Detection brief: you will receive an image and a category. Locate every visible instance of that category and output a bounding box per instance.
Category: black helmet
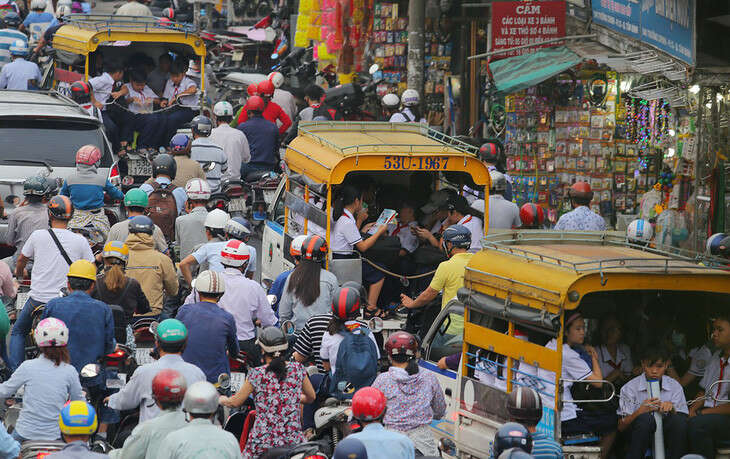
[333,437,368,459]
[152,153,177,179]
[24,175,52,196]
[494,422,532,457]
[506,387,542,426]
[3,12,21,28]
[191,115,213,137]
[128,215,155,234]
[256,326,288,355]
[498,448,534,459]
[442,224,471,249]
[301,235,328,263]
[70,81,92,104]
[331,286,362,320]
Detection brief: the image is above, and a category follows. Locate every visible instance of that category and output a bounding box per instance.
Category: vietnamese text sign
[490,1,567,59]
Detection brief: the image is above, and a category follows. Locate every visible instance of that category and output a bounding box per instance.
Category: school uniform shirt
[389,221,419,253]
[687,344,714,378]
[699,351,730,408]
[0,57,41,90]
[124,82,157,114]
[618,374,688,417]
[597,343,633,379]
[488,195,521,231]
[0,28,26,68]
[89,72,115,110]
[331,208,362,255]
[320,323,380,375]
[162,76,198,108]
[389,107,426,123]
[457,214,483,252]
[537,338,591,422]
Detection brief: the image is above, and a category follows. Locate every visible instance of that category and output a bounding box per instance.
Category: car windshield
[0,119,112,168]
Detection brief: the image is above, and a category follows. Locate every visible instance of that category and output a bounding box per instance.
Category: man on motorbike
[106,319,205,422]
[269,71,297,123]
[11,196,94,370]
[0,14,26,70]
[70,80,103,122]
[110,369,189,459]
[380,93,400,121]
[210,101,249,181]
[107,188,168,254]
[48,401,107,458]
[156,381,241,458]
[140,153,188,218]
[168,134,207,189]
[233,79,291,135]
[237,95,280,178]
[179,208,229,285]
[175,178,210,260]
[189,115,229,194]
[225,217,256,279]
[6,175,52,263]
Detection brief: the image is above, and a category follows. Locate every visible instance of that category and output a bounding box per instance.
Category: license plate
[230,372,246,392]
[106,377,124,389]
[128,158,152,176]
[228,197,247,212]
[15,291,29,311]
[135,348,155,365]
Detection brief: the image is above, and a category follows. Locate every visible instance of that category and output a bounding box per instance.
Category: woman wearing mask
[220,327,315,458]
[279,235,338,332]
[373,331,446,456]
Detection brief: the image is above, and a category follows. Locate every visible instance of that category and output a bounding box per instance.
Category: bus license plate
[228,197,246,212]
[382,155,450,170]
[128,159,152,176]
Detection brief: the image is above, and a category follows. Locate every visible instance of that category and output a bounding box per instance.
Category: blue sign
[592,0,695,64]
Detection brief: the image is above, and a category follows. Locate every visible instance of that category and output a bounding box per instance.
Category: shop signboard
[591,0,695,64]
[490,1,566,60]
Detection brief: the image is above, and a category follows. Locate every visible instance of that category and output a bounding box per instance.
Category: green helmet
[155,319,187,343]
[124,188,148,208]
[23,175,51,196]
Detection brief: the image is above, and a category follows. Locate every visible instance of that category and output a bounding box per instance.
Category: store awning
[490,46,582,94]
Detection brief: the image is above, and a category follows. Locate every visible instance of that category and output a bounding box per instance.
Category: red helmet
[301,234,328,263]
[257,79,275,96]
[351,387,387,421]
[519,203,545,228]
[569,181,594,202]
[152,369,187,404]
[48,195,73,220]
[70,80,91,104]
[246,84,258,97]
[247,95,266,112]
[478,140,502,163]
[162,7,174,18]
[76,145,102,166]
[331,286,361,320]
[384,331,418,358]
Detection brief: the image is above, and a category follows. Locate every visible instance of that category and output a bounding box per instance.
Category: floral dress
[243,361,307,459]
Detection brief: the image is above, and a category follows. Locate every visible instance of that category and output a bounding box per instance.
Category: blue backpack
[329,326,378,398]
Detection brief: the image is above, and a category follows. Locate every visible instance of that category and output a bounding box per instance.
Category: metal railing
[62,14,196,34]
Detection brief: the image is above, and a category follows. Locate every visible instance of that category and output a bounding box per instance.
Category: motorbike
[206,178,248,218]
[242,170,281,223]
[19,440,66,458]
[118,148,160,193]
[324,65,382,121]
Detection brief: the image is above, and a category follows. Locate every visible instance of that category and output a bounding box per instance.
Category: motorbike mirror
[368,316,384,333]
[266,294,277,307]
[368,64,380,75]
[281,320,296,336]
[217,373,231,390]
[80,363,101,378]
[149,321,159,337]
[438,437,456,454]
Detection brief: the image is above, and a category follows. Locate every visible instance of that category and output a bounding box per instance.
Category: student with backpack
[321,285,380,398]
[140,153,187,241]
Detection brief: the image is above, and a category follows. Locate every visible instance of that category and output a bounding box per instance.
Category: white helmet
[220,239,250,267]
[489,170,507,192]
[56,4,70,16]
[213,101,234,117]
[185,178,212,201]
[57,0,72,6]
[30,0,47,9]
[9,40,28,57]
[268,71,284,89]
[382,93,400,108]
[183,381,219,414]
[204,208,230,229]
[289,234,308,257]
[627,219,653,243]
[34,318,69,347]
[192,270,226,294]
[224,219,249,240]
[401,89,420,106]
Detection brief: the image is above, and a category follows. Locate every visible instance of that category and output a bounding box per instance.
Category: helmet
[490,170,507,193]
[67,259,96,281]
[184,178,211,201]
[56,4,70,17]
[289,234,308,258]
[193,270,226,295]
[341,281,368,304]
[204,208,230,229]
[331,286,361,320]
[152,369,187,404]
[58,0,72,7]
[102,241,129,263]
[213,101,234,117]
[493,422,532,457]
[479,140,502,163]
[351,387,387,421]
[124,188,149,208]
[401,89,419,106]
[442,224,471,249]
[75,145,102,166]
[707,233,728,255]
[152,153,177,179]
[183,381,219,414]
[246,84,258,97]
[34,317,69,347]
[128,215,155,235]
[301,235,328,263]
[268,71,284,89]
[506,386,543,426]
[257,79,275,97]
[4,12,21,27]
[333,437,368,459]
[498,449,534,459]
[59,401,97,436]
[155,318,188,343]
[247,95,265,112]
[256,326,288,354]
[627,219,653,243]
[9,39,28,57]
[233,216,252,233]
[191,115,213,137]
[382,93,399,108]
[23,175,51,196]
[569,181,594,202]
[169,134,191,154]
[220,239,250,268]
[48,195,73,220]
[162,6,174,18]
[519,203,545,228]
[31,0,47,9]
[384,331,418,358]
[224,219,249,240]
[70,81,92,104]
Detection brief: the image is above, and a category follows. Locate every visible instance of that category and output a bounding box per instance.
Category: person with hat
[488,170,521,231]
[140,153,188,219]
[178,208,230,285]
[177,270,239,383]
[0,38,41,90]
[174,178,211,260]
[0,13,26,70]
[168,134,207,189]
[237,94,280,177]
[492,422,532,458]
[444,194,483,251]
[210,100,249,181]
[554,182,606,231]
[49,401,106,458]
[189,114,229,193]
[389,89,425,124]
[107,188,168,254]
[414,189,457,247]
[11,195,94,370]
[347,387,415,459]
[6,175,52,260]
[106,319,205,422]
[233,79,292,135]
[519,203,546,230]
[111,369,190,458]
[475,139,513,202]
[505,387,562,459]
[268,71,297,123]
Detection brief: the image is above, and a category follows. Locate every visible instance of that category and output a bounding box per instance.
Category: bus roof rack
[61,14,195,33]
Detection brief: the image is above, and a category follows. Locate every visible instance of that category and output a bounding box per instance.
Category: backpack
[146,181,178,241]
[329,326,378,399]
[312,104,343,121]
[359,232,401,267]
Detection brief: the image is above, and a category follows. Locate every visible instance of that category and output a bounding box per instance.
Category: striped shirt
[530,431,563,459]
[190,137,228,193]
[0,29,26,68]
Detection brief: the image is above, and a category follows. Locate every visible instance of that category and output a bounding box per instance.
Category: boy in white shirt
[161,59,198,144]
[118,69,163,150]
[89,61,125,153]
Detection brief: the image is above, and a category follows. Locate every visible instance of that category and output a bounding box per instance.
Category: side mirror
[80,363,101,378]
[217,373,231,390]
[281,320,296,336]
[439,437,456,455]
[368,64,380,75]
[149,321,159,337]
[266,294,277,307]
[368,317,384,333]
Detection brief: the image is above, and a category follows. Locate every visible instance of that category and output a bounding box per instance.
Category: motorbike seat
[239,409,256,451]
[244,170,272,183]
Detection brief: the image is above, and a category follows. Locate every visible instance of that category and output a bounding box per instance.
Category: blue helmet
[128,215,154,235]
[3,12,21,28]
[333,437,368,459]
[232,217,252,233]
[498,448,534,459]
[169,133,190,153]
[442,224,471,249]
[494,422,532,457]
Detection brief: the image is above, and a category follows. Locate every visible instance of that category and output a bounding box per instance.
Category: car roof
[0,90,101,123]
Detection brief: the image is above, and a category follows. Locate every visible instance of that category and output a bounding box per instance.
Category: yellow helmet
[67,259,97,281]
[102,240,129,263]
[59,401,97,435]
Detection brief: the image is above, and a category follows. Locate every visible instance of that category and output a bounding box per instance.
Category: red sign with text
[490,1,566,59]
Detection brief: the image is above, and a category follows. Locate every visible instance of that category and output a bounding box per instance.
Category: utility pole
[407,0,425,97]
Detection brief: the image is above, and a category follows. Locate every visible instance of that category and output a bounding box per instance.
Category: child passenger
[161,59,198,143]
[119,70,163,150]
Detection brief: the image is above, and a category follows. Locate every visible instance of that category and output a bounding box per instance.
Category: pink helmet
[76,145,102,166]
[34,318,69,347]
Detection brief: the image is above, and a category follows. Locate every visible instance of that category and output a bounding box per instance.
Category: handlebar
[559,378,617,403]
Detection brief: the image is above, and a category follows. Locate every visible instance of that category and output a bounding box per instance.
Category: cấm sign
[490,1,567,60]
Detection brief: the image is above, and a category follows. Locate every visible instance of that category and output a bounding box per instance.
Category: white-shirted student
[161,59,198,144]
